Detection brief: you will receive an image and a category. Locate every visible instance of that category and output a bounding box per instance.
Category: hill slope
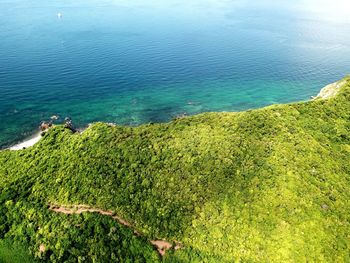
[0,77,349,262]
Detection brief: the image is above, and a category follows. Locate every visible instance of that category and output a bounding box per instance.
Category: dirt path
[49,204,181,257]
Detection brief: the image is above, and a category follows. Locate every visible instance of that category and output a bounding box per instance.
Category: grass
[0,239,36,263]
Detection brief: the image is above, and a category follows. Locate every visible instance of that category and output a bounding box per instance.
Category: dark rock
[64,117,76,132]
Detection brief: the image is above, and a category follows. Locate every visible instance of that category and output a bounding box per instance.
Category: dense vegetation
[0,77,349,262]
[0,239,36,263]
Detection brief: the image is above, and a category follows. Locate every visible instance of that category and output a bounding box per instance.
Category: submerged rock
[50,115,59,121]
[175,112,188,120]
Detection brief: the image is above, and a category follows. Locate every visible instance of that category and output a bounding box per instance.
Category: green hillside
[0,77,349,262]
[0,239,37,263]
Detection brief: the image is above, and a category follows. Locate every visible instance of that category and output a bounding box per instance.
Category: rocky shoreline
[5,80,345,151]
[312,80,345,100]
[6,116,77,151]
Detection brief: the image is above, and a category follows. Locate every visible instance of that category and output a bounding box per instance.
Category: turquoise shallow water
[0,0,350,148]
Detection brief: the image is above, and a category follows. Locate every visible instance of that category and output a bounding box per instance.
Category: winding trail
[49,204,181,257]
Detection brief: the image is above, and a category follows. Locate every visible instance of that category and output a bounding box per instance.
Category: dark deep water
[0,0,350,147]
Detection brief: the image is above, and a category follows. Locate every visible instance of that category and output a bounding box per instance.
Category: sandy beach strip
[9,132,42,150]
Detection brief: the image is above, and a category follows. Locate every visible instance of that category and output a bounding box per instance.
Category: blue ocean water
[0,0,350,148]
